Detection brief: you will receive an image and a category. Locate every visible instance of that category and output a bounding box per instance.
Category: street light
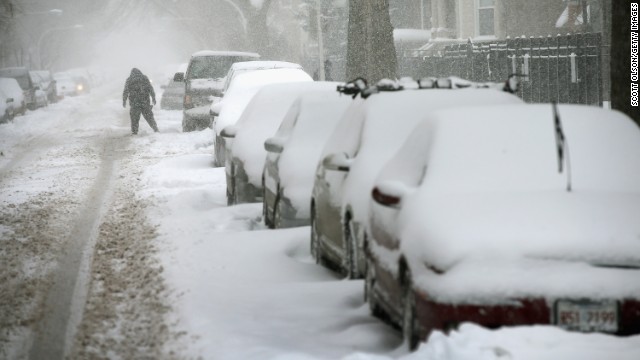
[37,24,83,69]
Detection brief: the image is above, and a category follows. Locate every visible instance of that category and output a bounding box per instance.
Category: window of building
[477,0,495,37]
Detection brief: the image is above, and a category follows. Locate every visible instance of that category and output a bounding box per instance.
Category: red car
[366,104,640,349]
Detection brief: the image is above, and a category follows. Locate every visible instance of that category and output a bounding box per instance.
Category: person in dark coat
[123,68,158,134]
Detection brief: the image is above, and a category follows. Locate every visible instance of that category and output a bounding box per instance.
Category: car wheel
[310,202,321,263]
[402,273,419,351]
[227,164,236,206]
[262,179,272,228]
[365,258,377,311]
[273,189,282,229]
[344,215,359,279]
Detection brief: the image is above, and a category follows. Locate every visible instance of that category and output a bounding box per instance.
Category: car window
[187,56,249,80]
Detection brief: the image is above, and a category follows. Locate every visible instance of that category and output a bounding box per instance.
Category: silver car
[262,84,352,228]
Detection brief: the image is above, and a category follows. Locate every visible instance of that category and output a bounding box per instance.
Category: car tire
[402,273,419,351]
[344,215,359,279]
[262,178,272,228]
[310,203,321,264]
[227,163,236,206]
[273,189,282,229]
[365,258,378,311]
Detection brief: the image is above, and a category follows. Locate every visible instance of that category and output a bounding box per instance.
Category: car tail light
[372,186,401,208]
[184,95,192,109]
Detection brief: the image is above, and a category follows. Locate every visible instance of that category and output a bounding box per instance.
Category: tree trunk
[610,0,639,125]
[247,0,273,57]
[346,0,397,83]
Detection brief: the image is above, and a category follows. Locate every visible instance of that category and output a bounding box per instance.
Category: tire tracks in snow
[28,131,124,359]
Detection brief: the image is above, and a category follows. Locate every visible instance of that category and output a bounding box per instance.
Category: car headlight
[77,84,84,91]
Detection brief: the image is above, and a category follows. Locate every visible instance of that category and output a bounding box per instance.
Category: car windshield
[187,56,250,80]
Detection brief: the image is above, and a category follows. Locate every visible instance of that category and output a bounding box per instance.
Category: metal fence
[400,33,604,106]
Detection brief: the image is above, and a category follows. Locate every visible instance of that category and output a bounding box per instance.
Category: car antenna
[552,102,572,192]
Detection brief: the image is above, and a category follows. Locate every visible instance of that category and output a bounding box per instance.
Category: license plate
[555,300,618,333]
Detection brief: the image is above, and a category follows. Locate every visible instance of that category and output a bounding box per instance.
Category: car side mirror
[160,84,167,89]
[173,72,184,82]
[264,137,285,153]
[210,102,223,117]
[221,125,237,139]
[34,86,41,91]
[6,98,13,104]
[372,181,409,209]
[322,153,352,172]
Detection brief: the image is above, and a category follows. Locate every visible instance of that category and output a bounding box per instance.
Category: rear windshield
[187,56,254,80]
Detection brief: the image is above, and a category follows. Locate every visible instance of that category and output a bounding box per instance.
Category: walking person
[123,68,159,134]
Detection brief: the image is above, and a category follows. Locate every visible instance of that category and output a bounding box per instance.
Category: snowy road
[1,82,640,360]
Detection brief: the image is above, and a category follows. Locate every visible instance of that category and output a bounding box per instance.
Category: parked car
[54,71,90,96]
[0,91,14,123]
[178,50,260,132]
[262,84,352,228]
[54,76,79,99]
[311,78,523,279]
[210,68,313,167]
[160,63,188,110]
[30,70,57,103]
[0,67,40,110]
[222,81,338,206]
[0,77,26,116]
[366,104,640,349]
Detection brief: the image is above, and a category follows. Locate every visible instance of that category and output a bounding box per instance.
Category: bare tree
[346,0,397,83]
[610,0,638,125]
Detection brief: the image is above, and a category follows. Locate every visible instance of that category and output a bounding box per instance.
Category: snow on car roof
[191,50,260,58]
[389,104,640,302]
[230,81,336,187]
[214,68,312,135]
[323,88,523,227]
[229,61,302,71]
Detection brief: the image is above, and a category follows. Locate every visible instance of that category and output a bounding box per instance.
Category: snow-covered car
[0,67,40,110]
[220,61,304,99]
[32,87,48,109]
[30,70,57,103]
[55,77,79,99]
[0,90,14,123]
[223,82,333,206]
[262,84,352,228]
[179,50,260,132]
[160,63,188,110]
[0,77,26,116]
[367,104,640,349]
[312,79,523,279]
[211,68,313,167]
